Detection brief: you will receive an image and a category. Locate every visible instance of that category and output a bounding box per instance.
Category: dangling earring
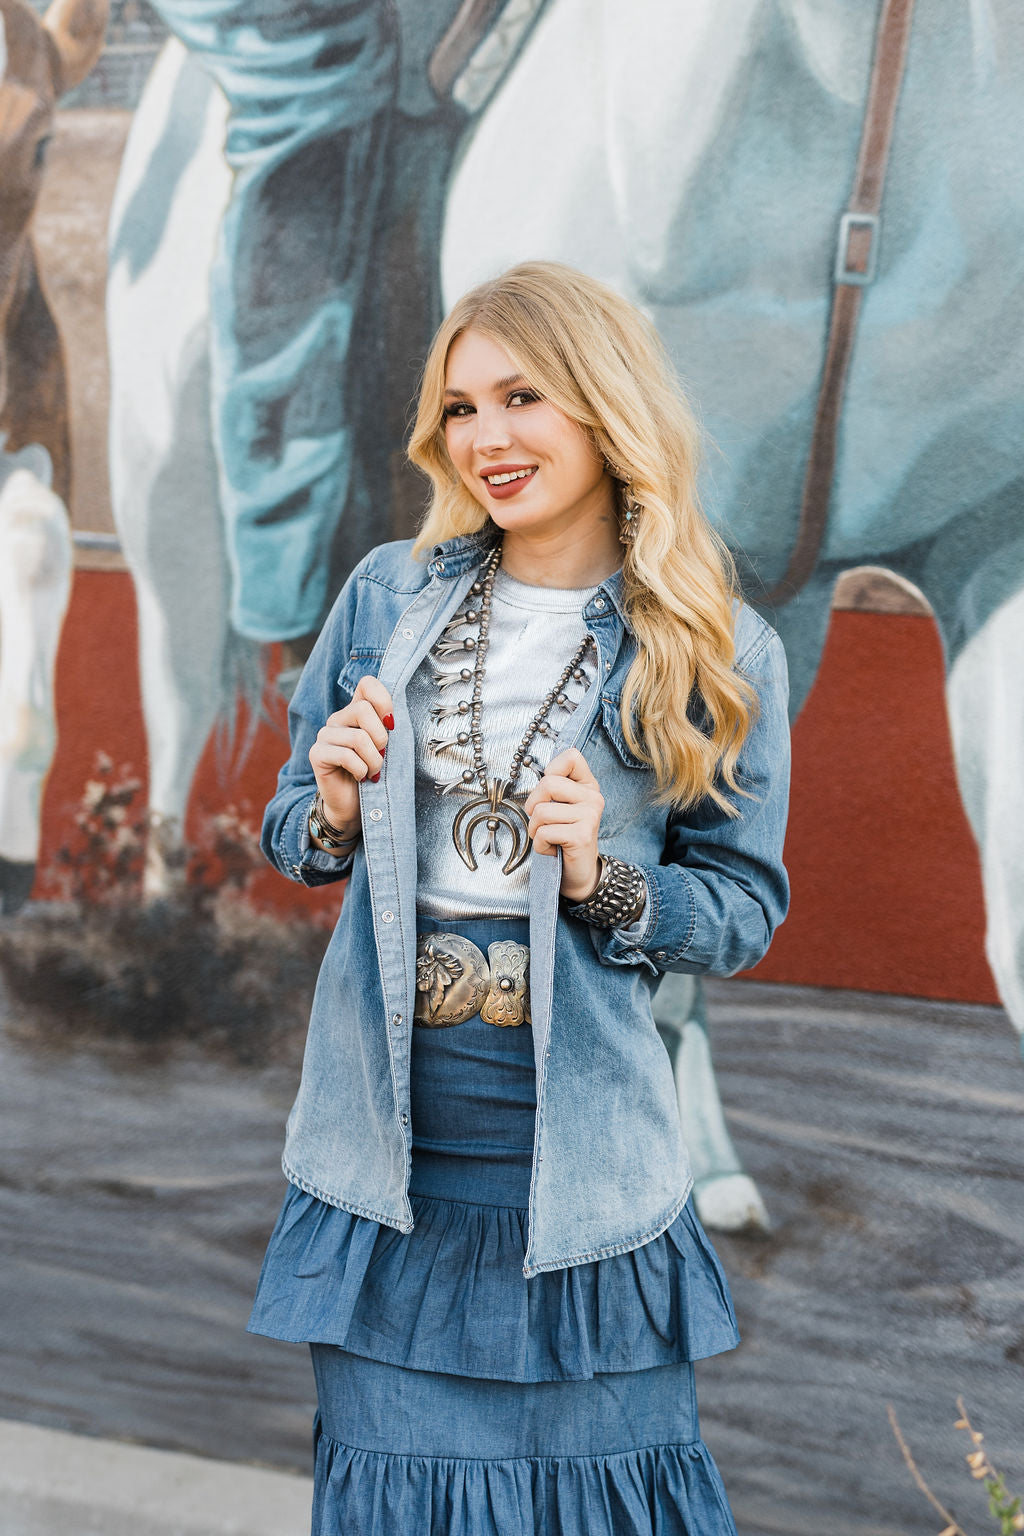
[604,457,642,545]
[619,485,641,543]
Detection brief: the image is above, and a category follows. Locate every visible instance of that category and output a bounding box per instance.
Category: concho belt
[414,932,531,1028]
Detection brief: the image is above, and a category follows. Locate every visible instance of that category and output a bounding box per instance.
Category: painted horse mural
[0,0,109,914]
[106,0,1024,1228]
[106,0,542,889]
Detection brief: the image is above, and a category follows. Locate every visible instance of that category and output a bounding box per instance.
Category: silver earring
[604,458,642,544]
[618,479,642,542]
[619,488,641,543]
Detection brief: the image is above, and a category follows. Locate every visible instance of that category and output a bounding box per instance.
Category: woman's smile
[480,463,538,498]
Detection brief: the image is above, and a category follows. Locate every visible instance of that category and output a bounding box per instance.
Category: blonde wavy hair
[408,261,756,815]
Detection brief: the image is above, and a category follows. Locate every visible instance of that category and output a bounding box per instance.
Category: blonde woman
[249,261,790,1533]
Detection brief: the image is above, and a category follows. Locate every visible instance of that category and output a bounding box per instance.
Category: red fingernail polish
[383,714,395,731]
[370,772,380,783]
[380,743,386,756]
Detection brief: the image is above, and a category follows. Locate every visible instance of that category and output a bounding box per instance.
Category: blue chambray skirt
[249,918,740,1535]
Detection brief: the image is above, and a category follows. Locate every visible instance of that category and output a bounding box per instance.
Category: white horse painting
[105,0,1024,1230]
[0,0,110,914]
[439,0,1024,1036]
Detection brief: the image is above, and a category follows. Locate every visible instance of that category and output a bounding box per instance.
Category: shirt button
[654,950,667,960]
[595,596,605,609]
[435,560,445,572]
[369,808,383,821]
[402,628,414,639]
[291,863,301,875]
[604,660,612,672]
[391,1013,403,1028]
[381,910,395,923]
[401,1113,408,1125]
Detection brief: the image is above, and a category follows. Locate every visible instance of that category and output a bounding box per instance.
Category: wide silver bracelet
[308,791,361,856]
[565,854,647,929]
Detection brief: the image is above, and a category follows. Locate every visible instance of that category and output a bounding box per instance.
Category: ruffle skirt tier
[310,1347,738,1536]
[249,1173,739,1381]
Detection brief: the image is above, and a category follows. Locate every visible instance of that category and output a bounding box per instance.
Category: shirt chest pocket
[338,648,385,705]
[583,693,653,837]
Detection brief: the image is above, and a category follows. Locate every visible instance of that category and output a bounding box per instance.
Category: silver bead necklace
[434,541,595,876]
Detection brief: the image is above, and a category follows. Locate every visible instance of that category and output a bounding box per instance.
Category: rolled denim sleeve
[589,628,791,976]
[261,556,369,886]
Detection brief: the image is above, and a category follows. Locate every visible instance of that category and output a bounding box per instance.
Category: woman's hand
[308,676,395,837]
[523,748,604,901]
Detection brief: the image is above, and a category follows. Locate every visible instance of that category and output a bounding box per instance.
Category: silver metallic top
[410,566,600,918]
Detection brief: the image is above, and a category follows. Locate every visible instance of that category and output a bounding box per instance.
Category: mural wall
[0,1,1022,1531]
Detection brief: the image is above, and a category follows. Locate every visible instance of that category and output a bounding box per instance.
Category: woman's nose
[473,408,513,454]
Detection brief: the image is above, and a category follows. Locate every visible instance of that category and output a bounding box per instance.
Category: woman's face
[442,329,613,538]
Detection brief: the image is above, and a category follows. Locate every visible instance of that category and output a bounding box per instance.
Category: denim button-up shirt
[262,530,791,1276]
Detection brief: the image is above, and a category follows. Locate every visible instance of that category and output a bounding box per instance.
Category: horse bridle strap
[763,0,917,606]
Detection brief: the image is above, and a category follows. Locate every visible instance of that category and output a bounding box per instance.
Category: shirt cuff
[287,793,357,884]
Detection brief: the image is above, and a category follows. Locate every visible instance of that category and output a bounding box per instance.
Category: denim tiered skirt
[248,918,741,1534]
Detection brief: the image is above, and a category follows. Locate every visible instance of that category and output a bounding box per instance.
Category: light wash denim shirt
[262,529,791,1276]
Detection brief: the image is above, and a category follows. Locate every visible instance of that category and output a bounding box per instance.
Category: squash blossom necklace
[429,540,595,875]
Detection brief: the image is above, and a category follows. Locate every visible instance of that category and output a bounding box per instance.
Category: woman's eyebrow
[443,373,529,399]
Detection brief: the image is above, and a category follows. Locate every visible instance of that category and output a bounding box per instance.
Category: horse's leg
[107,42,234,896]
[655,974,771,1232]
[661,565,838,1231]
[117,349,234,897]
[0,457,72,912]
[912,490,1024,1046]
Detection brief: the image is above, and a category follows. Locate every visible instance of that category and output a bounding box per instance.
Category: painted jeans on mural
[261,528,791,1275]
[148,0,470,642]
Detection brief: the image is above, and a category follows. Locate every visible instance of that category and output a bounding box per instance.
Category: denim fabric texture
[261,528,791,1276]
[248,915,741,1380]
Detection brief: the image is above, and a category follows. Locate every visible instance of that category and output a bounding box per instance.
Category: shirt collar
[429,528,635,636]
[596,565,633,635]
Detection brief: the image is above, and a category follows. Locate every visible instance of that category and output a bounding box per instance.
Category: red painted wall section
[747,609,999,1004]
[36,569,342,926]
[36,571,999,1004]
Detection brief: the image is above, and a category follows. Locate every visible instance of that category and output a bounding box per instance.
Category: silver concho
[414,933,489,1027]
[480,940,531,1027]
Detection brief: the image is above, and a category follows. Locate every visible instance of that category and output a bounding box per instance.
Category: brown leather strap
[762,0,917,606]
[428,0,504,100]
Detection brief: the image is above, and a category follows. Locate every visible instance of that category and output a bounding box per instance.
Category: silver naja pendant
[452,778,531,874]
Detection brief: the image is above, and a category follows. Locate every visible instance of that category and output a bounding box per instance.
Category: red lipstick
[479,464,538,501]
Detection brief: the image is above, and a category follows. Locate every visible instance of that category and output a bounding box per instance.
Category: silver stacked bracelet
[566,854,647,929]
[308,791,361,856]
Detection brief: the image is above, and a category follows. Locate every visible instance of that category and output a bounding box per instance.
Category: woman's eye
[442,402,473,421]
[508,390,539,408]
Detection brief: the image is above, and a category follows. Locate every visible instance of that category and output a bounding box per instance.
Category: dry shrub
[0,756,331,1067]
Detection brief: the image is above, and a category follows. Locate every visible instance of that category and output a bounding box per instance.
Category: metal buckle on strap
[414,932,531,1028]
[834,211,880,286]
